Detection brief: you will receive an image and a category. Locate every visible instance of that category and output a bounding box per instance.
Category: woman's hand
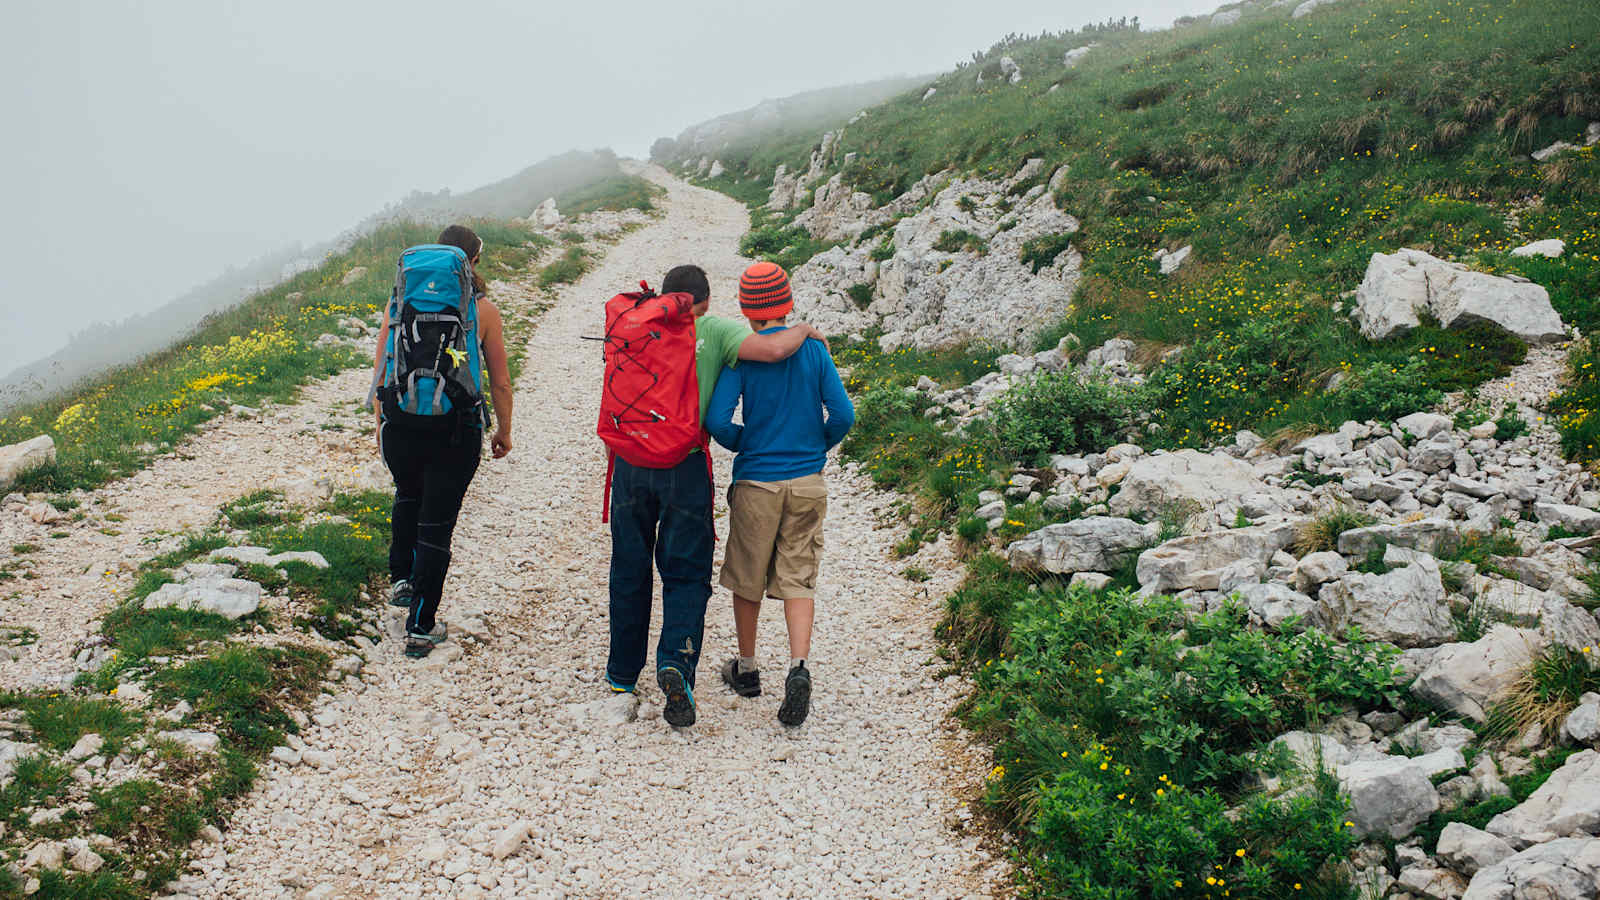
[492,428,513,459]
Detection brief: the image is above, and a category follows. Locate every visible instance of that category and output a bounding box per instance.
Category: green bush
[846,283,874,310]
[1495,407,1530,441]
[1325,357,1443,422]
[959,585,1401,897]
[992,372,1138,461]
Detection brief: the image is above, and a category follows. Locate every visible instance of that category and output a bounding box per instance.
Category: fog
[2,0,1218,388]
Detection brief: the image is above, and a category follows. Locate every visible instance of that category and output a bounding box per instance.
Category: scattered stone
[1318,559,1454,647]
[1461,837,1600,899]
[157,730,221,754]
[66,733,103,762]
[143,563,262,620]
[1438,823,1515,876]
[1485,749,1600,846]
[1511,239,1566,259]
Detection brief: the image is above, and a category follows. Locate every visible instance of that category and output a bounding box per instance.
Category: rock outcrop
[1352,248,1567,345]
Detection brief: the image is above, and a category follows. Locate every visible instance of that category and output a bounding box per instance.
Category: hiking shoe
[777,663,811,728]
[403,623,447,658]
[388,580,414,608]
[656,666,696,727]
[720,657,761,698]
[607,676,635,694]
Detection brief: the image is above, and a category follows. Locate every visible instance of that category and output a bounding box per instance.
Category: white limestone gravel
[193,167,1005,899]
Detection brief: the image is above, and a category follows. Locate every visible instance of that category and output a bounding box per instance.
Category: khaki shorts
[719,474,828,601]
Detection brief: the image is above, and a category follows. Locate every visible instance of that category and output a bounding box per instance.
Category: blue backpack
[377,244,487,432]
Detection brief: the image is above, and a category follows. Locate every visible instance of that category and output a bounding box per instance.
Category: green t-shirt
[695,314,746,421]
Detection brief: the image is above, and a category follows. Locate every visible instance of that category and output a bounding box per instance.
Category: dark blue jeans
[607,453,714,689]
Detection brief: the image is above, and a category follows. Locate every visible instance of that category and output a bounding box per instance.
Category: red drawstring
[602,450,615,524]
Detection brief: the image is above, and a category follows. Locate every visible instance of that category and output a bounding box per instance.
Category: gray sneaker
[403,623,447,658]
[389,580,414,608]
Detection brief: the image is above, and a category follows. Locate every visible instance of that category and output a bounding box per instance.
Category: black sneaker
[388,580,413,608]
[720,658,761,698]
[778,663,811,727]
[656,666,696,727]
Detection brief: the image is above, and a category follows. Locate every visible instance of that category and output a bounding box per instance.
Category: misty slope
[3,150,645,417]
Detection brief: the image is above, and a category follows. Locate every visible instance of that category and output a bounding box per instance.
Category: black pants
[381,423,481,634]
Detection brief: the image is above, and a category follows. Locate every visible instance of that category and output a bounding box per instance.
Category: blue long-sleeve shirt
[706,330,855,483]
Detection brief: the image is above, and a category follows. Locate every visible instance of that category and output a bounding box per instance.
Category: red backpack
[597,282,709,521]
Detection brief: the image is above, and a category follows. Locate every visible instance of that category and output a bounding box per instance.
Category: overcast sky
[1,0,1217,375]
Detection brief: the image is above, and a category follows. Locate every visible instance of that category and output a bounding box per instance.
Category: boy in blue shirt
[705,262,855,727]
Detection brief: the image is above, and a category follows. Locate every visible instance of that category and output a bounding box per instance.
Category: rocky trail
[5,167,1003,898]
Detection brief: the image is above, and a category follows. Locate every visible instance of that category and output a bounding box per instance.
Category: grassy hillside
[693,3,1600,898]
[716,0,1598,453]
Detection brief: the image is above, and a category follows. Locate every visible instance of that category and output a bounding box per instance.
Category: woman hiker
[370,224,513,658]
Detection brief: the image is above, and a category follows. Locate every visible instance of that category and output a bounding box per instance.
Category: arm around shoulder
[705,365,744,451]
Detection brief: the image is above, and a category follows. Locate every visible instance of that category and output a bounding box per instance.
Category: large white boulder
[1292,0,1342,18]
[1511,239,1565,258]
[1236,583,1322,631]
[1352,248,1566,344]
[1338,755,1441,838]
[1485,750,1600,847]
[1135,521,1298,593]
[1108,449,1276,525]
[1318,559,1454,647]
[1462,837,1600,900]
[1337,518,1458,557]
[0,435,55,487]
[531,198,562,227]
[1412,626,1545,722]
[1006,517,1157,574]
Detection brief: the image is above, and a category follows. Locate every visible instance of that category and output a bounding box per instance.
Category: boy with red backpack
[598,264,823,727]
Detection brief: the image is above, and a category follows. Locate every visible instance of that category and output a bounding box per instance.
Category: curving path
[195,166,1005,899]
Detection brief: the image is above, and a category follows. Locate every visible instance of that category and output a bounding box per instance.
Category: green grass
[0,220,545,494]
[700,0,1598,459]
[251,489,390,640]
[0,694,144,756]
[555,174,663,216]
[151,645,324,753]
[538,245,590,288]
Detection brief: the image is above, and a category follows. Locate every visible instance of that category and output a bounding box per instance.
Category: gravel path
[193,167,1003,899]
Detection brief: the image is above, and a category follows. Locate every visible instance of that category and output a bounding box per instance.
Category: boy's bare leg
[733,593,762,660]
[783,596,814,662]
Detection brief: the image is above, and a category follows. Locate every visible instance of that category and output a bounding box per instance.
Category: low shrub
[955,581,1402,898]
[932,229,989,255]
[991,372,1139,462]
[846,283,874,310]
[1294,506,1375,554]
[1018,232,1075,273]
[739,223,839,271]
[1484,645,1600,741]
